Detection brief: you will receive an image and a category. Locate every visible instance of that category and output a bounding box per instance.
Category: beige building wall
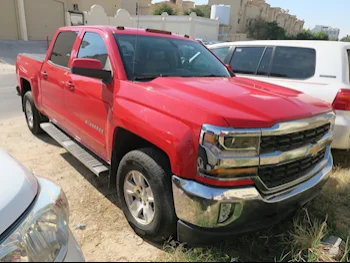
[182,1,194,12]
[24,0,65,40]
[0,0,20,40]
[209,0,304,37]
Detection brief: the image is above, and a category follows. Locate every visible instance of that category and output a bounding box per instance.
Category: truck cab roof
[58,25,195,41]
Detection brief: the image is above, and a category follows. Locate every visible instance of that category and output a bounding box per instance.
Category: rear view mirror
[71,58,112,83]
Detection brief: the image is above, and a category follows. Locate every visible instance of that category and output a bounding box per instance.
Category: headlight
[0,180,69,262]
[202,128,260,157]
[197,125,260,181]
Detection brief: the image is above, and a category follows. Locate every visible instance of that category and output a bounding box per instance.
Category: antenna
[132,0,141,81]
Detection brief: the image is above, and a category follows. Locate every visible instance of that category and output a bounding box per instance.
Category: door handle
[41,71,48,80]
[65,81,75,91]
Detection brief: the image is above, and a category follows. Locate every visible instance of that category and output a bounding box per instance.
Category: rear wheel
[117,148,177,243]
[23,91,44,135]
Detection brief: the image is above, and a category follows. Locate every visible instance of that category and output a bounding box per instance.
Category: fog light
[218,203,233,224]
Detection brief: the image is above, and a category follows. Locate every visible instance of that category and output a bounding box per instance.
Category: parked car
[0,149,85,262]
[208,40,350,150]
[16,26,335,245]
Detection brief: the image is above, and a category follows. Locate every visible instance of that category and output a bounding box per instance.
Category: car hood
[135,76,332,128]
[0,150,38,236]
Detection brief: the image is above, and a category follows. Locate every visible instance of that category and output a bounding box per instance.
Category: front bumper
[172,151,333,245]
[332,110,350,149]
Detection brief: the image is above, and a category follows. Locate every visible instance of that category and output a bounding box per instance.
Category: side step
[40,123,109,177]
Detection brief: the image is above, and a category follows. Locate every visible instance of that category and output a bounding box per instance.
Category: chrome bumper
[172,149,333,229]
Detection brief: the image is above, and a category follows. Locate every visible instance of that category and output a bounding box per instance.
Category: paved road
[0,72,22,121]
[0,40,47,121]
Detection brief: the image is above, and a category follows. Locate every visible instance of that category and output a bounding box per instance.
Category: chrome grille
[260,123,330,154]
[258,148,326,189]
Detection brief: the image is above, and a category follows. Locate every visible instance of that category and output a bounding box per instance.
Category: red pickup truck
[16,26,335,245]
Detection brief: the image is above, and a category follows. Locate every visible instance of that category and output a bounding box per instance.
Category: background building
[208,0,304,38]
[311,25,340,40]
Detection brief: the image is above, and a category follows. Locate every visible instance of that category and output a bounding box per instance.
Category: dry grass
[163,150,350,262]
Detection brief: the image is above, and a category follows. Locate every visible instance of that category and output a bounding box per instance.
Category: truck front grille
[258,148,326,189]
[260,123,330,154]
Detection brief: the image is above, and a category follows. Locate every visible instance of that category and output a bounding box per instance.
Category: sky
[152,0,350,38]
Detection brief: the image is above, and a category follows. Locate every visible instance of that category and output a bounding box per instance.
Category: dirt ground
[0,117,164,262]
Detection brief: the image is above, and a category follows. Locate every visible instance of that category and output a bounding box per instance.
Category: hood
[0,150,38,236]
[134,76,332,128]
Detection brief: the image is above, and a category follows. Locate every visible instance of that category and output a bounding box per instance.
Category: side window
[50,31,78,68]
[257,47,273,76]
[211,47,230,61]
[230,47,265,74]
[77,32,108,69]
[270,47,316,79]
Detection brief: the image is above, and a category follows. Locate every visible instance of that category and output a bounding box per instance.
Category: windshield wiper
[133,75,170,81]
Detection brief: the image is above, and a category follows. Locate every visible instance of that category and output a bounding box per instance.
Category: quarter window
[270,47,316,79]
[230,47,265,74]
[50,31,78,68]
[211,47,230,61]
[77,32,109,69]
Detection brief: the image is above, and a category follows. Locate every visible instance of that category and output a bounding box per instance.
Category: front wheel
[117,148,177,243]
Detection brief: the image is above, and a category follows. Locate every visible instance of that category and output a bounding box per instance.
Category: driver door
[64,29,114,160]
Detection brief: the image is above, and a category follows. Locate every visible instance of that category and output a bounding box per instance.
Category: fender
[16,55,43,112]
[107,98,201,180]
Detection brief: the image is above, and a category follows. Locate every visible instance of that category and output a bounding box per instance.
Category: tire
[117,148,177,243]
[23,91,44,135]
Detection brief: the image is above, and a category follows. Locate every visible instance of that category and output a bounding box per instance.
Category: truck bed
[20,53,46,62]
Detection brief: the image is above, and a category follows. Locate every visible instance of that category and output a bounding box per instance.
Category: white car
[0,150,85,262]
[208,40,350,149]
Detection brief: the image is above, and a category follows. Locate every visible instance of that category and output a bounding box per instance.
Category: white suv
[0,150,85,262]
[209,40,350,150]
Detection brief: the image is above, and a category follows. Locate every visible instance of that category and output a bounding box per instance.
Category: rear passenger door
[41,30,79,126]
[262,47,320,98]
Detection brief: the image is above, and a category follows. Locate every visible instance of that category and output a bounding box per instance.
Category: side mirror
[71,58,112,83]
[226,64,233,72]
[225,64,235,76]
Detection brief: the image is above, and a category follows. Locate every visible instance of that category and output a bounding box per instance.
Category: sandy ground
[0,117,164,262]
[0,61,15,72]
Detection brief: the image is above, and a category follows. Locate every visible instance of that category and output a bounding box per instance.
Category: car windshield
[114,34,231,81]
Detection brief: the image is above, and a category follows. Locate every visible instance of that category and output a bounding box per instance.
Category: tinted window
[114,35,230,81]
[211,47,230,61]
[77,32,108,68]
[270,47,316,79]
[50,31,78,67]
[257,47,273,76]
[230,47,265,74]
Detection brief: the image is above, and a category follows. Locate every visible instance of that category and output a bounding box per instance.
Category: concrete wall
[25,0,65,40]
[0,0,20,40]
[74,0,121,16]
[84,5,220,41]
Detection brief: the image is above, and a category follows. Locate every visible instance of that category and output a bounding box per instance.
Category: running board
[40,123,109,177]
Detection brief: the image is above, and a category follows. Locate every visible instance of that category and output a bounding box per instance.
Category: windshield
[114,34,231,81]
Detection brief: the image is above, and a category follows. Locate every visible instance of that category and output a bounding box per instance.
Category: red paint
[16,26,332,187]
[71,58,103,70]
